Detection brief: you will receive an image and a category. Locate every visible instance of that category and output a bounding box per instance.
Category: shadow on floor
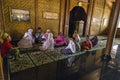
[64,68,120,80]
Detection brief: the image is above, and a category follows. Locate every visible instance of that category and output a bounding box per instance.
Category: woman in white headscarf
[61,37,76,67]
[61,37,76,54]
[23,29,35,44]
[41,29,50,41]
[41,32,54,50]
[18,29,35,48]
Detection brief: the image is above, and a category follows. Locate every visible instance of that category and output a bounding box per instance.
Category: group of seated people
[17,27,68,49]
[0,28,99,72]
[0,27,98,63]
[60,30,98,67]
[61,31,98,54]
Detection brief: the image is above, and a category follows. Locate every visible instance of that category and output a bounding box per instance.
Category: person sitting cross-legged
[81,35,93,50]
[54,32,67,47]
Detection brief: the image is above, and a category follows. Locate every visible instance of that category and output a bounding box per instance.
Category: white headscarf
[66,39,76,53]
[42,33,54,50]
[28,29,33,35]
[23,29,34,43]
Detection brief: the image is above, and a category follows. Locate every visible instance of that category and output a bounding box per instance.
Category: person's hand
[14,46,20,49]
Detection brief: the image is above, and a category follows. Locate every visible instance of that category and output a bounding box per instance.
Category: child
[73,30,81,43]
[73,30,81,51]
[90,35,98,47]
[1,33,20,60]
[54,32,67,46]
[0,33,20,79]
[81,35,93,50]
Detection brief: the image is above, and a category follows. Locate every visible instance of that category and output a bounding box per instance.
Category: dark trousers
[3,58,9,80]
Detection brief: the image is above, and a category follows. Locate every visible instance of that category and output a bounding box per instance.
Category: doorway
[68,2,87,37]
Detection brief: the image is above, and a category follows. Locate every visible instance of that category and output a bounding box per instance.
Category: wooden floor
[77,67,120,80]
[4,36,120,80]
[64,68,120,80]
[79,69,100,80]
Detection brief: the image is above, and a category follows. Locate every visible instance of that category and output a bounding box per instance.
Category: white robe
[42,33,54,50]
[18,29,34,48]
[66,40,76,53]
[66,40,76,67]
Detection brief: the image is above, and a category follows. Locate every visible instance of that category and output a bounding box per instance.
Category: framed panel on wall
[10,8,30,22]
[43,12,58,19]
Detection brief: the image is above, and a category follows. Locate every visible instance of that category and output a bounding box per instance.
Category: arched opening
[68,2,87,37]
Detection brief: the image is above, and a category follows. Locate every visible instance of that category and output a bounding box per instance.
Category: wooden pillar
[0,0,5,32]
[0,55,4,80]
[0,1,5,80]
[99,0,106,34]
[59,0,66,34]
[63,0,70,36]
[85,0,94,35]
[88,0,96,35]
[105,0,120,55]
[35,0,38,30]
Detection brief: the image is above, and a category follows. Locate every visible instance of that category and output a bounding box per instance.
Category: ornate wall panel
[2,0,35,40]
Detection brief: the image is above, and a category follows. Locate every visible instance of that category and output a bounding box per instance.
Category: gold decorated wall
[2,0,35,40]
[1,0,61,40]
[37,0,60,36]
[1,0,118,40]
[90,0,112,35]
[70,0,88,12]
[0,0,4,33]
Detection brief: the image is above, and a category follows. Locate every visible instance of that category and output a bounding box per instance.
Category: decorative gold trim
[43,12,59,19]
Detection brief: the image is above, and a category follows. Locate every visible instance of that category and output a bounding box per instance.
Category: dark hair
[86,35,89,38]
[69,36,75,40]
[38,27,41,29]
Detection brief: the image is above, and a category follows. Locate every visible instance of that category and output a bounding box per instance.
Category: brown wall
[90,0,112,35]
[2,0,60,40]
[0,0,118,40]
[70,0,88,12]
[0,0,4,33]
[37,0,60,36]
[2,0,35,40]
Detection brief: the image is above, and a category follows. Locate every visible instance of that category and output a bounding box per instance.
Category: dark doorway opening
[68,6,87,37]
